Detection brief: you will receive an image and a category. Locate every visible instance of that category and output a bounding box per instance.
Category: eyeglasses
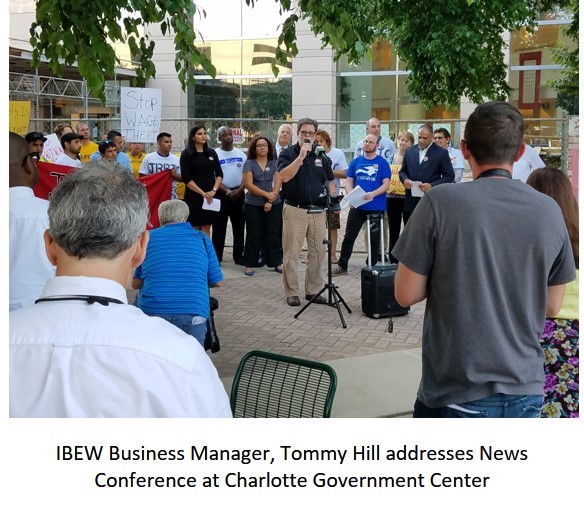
[433,136,445,140]
[23,152,40,166]
[256,143,269,148]
[299,130,316,136]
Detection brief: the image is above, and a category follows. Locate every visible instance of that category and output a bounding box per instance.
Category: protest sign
[9,101,31,135]
[121,87,162,142]
[41,134,64,163]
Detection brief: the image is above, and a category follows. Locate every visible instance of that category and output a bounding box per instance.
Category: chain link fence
[26,116,571,253]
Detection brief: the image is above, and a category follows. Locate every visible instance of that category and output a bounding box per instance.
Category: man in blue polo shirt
[333,134,391,276]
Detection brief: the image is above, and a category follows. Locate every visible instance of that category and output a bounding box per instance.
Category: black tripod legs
[294,282,352,328]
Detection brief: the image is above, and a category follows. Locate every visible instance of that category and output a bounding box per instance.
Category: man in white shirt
[9,132,55,311]
[513,144,546,182]
[275,123,292,157]
[213,126,247,264]
[9,161,232,418]
[54,132,83,168]
[353,117,397,162]
[138,132,181,199]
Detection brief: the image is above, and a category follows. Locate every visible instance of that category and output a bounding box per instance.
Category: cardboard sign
[9,101,31,135]
[41,133,64,163]
[121,87,162,142]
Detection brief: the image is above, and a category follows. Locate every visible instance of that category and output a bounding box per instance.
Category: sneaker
[286,296,301,307]
[331,266,347,276]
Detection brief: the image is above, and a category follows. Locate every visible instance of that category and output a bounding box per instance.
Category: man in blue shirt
[333,134,391,276]
[90,130,132,171]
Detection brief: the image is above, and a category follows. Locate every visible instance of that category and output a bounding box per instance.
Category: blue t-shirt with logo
[347,154,391,211]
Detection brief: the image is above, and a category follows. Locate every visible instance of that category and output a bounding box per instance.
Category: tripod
[294,190,352,328]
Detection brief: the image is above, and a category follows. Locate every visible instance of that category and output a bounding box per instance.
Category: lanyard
[476,169,512,179]
[35,295,124,306]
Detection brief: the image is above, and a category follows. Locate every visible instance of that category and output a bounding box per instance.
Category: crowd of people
[9,101,578,418]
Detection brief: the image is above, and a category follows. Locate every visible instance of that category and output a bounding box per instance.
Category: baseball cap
[61,132,84,144]
[25,131,48,143]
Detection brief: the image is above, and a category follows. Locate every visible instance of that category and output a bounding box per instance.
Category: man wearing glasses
[278,119,336,307]
[9,132,55,311]
[433,128,465,183]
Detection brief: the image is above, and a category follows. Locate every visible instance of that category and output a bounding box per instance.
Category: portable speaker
[361,214,409,319]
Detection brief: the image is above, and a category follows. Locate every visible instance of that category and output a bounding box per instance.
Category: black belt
[285,200,311,209]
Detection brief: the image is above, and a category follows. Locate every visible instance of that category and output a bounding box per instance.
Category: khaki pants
[282,204,326,297]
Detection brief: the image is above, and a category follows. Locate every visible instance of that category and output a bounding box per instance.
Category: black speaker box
[361,264,409,318]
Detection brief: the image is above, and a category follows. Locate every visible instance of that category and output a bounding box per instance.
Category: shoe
[286,296,301,306]
[234,258,245,266]
[244,268,254,276]
[305,294,328,304]
[274,265,283,273]
[331,266,347,276]
[331,257,339,264]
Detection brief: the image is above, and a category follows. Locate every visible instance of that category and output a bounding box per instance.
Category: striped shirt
[134,223,223,316]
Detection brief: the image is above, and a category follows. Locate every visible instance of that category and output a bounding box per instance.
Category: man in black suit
[399,124,454,223]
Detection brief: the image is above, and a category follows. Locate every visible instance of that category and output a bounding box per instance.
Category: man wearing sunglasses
[9,132,55,311]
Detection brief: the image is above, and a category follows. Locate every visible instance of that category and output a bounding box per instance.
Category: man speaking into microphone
[278,118,336,307]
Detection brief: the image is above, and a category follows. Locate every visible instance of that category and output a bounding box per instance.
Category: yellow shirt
[79,141,98,163]
[556,269,579,320]
[128,152,146,179]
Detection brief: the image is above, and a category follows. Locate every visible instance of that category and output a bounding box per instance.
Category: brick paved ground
[127,248,425,379]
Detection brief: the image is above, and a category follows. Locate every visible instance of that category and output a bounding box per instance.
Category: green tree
[548,1,579,114]
[29,0,575,108]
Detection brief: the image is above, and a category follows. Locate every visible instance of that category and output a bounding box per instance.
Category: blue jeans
[147,313,207,347]
[414,394,543,418]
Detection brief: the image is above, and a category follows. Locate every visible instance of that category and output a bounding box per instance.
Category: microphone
[315,145,326,157]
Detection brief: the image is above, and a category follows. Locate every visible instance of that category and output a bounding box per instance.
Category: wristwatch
[225,189,232,195]
[212,187,218,192]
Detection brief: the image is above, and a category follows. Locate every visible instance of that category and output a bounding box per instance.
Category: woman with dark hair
[241,135,282,276]
[180,124,223,237]
[526,167,579,418]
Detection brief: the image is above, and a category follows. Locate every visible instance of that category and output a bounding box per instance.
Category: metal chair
[230,350,337,418]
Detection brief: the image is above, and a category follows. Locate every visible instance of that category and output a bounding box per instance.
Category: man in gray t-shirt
[392,101,575,418]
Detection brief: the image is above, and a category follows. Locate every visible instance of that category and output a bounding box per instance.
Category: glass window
[242,40,292,75]
[337,40,397,72]
[509,23,577,119]
[188,77,291,119]
[194,41,242,75]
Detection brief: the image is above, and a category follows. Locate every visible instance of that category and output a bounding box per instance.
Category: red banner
[34,162,172,229]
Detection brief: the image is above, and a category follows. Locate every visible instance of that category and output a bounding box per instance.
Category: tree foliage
[29,0,576,108]
[548,1,579,114]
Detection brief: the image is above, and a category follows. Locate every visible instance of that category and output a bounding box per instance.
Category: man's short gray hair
[278,124,292,134]
[217,125,230,141]
[48,160,149,259]
[158,199,189,226]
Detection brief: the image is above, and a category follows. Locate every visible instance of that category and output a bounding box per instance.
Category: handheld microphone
[315,146,326,156]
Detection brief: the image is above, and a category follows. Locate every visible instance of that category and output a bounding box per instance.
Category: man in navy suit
[399,124,454,222]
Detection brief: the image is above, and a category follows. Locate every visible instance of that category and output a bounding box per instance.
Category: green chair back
[230,350,337,418]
